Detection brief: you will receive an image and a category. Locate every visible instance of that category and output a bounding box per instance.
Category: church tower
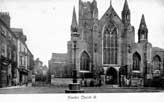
[78,0,99,69]
[122,0,131,26]
[138,14,148,43]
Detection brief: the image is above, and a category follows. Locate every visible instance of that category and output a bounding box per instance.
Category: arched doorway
[80,51,91,78]
[153,55,161,70]
[132,52,141,71]
[106,67,117,84]
[80,51,90,71]
[131,52,142,87]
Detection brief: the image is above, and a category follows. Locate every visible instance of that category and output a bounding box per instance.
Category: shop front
[0,62,8,87]
[19,68,29,85]
[0,57,9,88]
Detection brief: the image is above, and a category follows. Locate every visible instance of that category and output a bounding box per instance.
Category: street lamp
[72,40,77,83]
[65,32,84,93]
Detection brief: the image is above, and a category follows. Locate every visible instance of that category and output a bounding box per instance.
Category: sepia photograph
[0,0,164,101]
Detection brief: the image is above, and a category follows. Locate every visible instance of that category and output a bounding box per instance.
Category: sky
[0,0,163,66]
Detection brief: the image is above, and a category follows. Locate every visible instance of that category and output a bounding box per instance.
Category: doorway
[106,67,118,84]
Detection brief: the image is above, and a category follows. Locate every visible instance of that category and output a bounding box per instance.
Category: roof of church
[100,0,122,23]
[152,47,164,52]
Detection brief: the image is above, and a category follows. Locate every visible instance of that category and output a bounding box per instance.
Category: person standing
[126,78,130,87]
[26,81,28,87]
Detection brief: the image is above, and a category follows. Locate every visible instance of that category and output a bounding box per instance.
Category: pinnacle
[141,14,146,24]
[72,6,77,25]
[110,0,113,7]
[123,0,129,11]
[71,6,78,32]
[139,14,147,29]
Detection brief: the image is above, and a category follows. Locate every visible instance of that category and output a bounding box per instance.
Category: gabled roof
[100,2,122,24]
[152,47,164,52]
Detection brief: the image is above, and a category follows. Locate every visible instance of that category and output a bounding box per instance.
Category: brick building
[0,12,17,87]
[48,53,72,78]
[0,12,34,87]
[34,58,48,80]
[34,58,43,75]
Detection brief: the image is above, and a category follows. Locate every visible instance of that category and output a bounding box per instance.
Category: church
[53,0,164,86]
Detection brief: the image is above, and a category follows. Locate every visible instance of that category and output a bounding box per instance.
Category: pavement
[0,83,32,89]
[0,84,163,94]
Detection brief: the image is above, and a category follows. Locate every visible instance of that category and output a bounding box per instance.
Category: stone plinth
[65,83,84,93]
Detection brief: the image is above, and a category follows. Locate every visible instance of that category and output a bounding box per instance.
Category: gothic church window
[80,51,90,71]
[153,55,161,71]
[103,22,118,64]
[133,52,141,70]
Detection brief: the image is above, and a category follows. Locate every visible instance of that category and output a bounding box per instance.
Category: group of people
[80,78,102,87]
[120,75,130,87]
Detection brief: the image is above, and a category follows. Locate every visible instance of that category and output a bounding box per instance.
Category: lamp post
[65,32,84,93]
[72,40,77,83]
